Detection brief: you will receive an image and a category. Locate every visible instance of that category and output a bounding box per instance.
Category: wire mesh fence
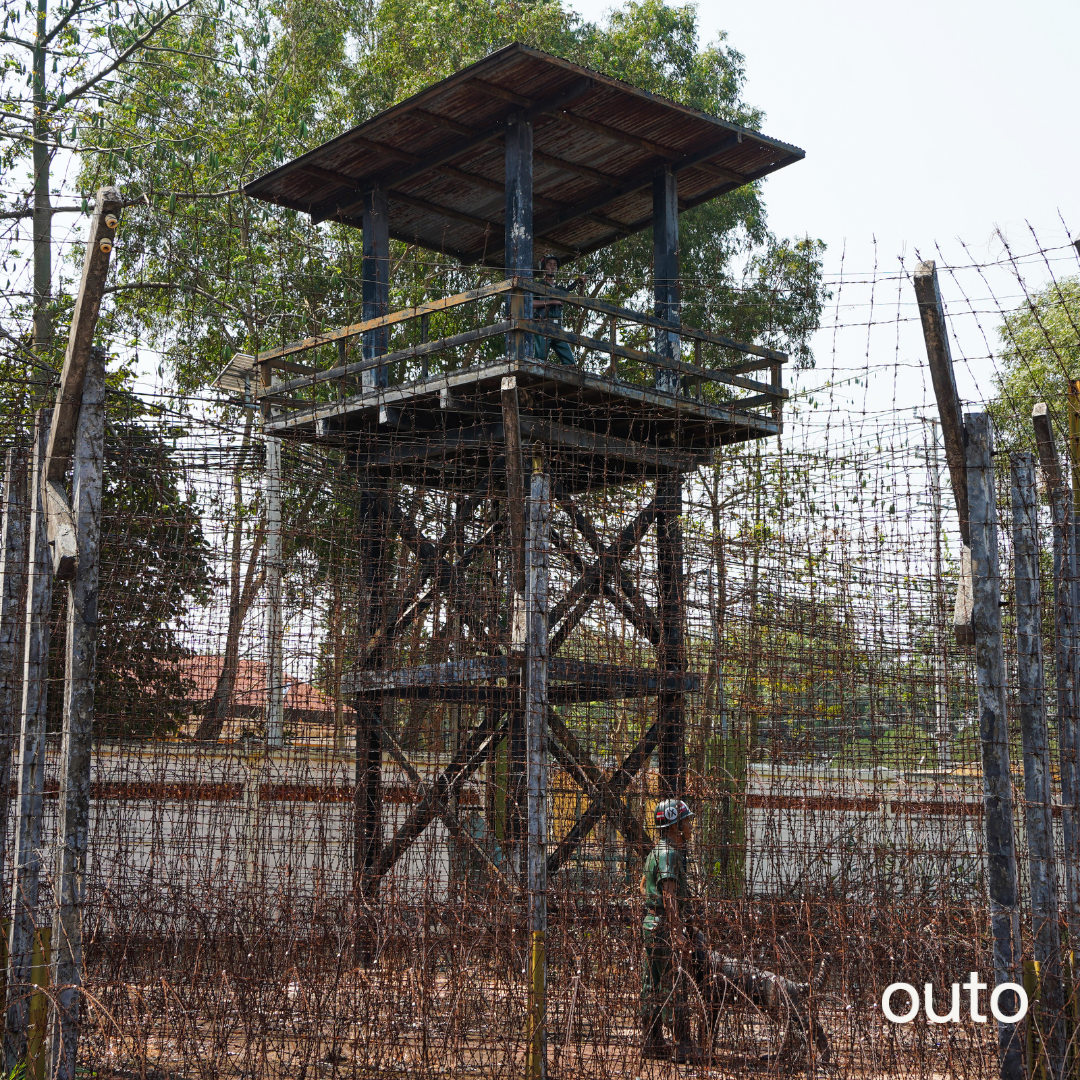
[2,228,1080,1078]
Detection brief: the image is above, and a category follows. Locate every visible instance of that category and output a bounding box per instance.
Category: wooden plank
[44,189,122,484]
[251,279,516,364]
[6,414,53,1065]
[515,318,786,397]
[529,134,742,241]
[966,413,1024,1080]
[323,78,595,222]
[265,320,512,397]
[519,417,707,472]
[0,448,29,917]
[266,356,782,435]
[1009,453,1065,1079]
[50,348,106,1079]
[528,279,788,362]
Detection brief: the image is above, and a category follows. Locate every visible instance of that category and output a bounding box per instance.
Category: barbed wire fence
[0,227,1078,1078]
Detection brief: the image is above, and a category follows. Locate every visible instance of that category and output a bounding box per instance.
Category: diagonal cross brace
[371,710,507,885]
[379,720,511,891]
[554,483,662,645]
[548,500,658,653]
[549,529,657,643]
[547,709,650,860]
[547,722,658,877]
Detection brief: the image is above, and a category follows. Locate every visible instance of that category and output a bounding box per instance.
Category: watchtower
[218,42,801,1074]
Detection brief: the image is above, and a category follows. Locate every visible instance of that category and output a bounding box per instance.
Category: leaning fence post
[1012,452,1066,1079]
[48,346,106,1080]
[967,412,1024,1080]
[5,413,54,1070]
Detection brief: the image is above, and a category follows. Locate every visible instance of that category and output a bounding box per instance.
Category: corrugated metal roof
[243,43,804,267]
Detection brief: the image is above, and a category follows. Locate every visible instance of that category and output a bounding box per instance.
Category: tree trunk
[31,0,53,404]
[195,410,261,741]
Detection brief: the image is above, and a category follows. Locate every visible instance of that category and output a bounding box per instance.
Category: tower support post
[657,470,686,797]
[363,187,390,389]
[504,114,533,858]
[652,166,680,396]
[354,474,389,914]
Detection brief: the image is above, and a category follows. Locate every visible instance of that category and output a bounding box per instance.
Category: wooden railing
[233,277,787,414]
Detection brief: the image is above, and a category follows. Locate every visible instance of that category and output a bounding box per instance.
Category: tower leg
[657,471,686,798]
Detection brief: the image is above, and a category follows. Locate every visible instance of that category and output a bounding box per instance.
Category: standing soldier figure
[532,255,585,365]
[640,798,704,1064]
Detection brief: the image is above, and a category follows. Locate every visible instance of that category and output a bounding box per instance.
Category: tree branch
[0,205,84,219]
[42,0,84,47]
[52,0,195,111]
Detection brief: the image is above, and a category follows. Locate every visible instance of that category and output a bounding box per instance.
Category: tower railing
[223,278,788,418]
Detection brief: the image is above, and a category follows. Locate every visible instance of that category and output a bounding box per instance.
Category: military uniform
[532,282,577,366]
[641,835,692,1032]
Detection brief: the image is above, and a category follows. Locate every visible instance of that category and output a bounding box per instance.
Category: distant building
[176,656,338,744]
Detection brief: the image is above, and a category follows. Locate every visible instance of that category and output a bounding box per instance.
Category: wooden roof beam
[321,77,595,223]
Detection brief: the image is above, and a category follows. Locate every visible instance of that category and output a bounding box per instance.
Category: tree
[43,389,214,738]
[55,0,829,734]
[0,0,196,424]
[988,275,1080,455]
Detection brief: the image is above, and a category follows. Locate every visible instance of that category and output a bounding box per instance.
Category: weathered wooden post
[48,347,105,1079]
[914,261,973,644]
[1031,403,1080,949]
[1012,452,1065,1079]
[967,412,1024,1080]
[652,165,680,397]
[5,413,53,1070]
[352,179,393,915]
[504,107,533,860]
[0,447,29,911]
[263,430,284,748]
[524,450,550,1080]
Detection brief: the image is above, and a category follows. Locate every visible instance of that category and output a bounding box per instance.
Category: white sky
[571,0,1080,426]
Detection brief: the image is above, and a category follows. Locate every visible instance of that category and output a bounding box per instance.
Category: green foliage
[988,275,1080,455]
[92,396,213,737]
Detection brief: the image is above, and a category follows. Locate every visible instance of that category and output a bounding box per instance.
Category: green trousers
[533,332,576,366]
[641,914,687,1026]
